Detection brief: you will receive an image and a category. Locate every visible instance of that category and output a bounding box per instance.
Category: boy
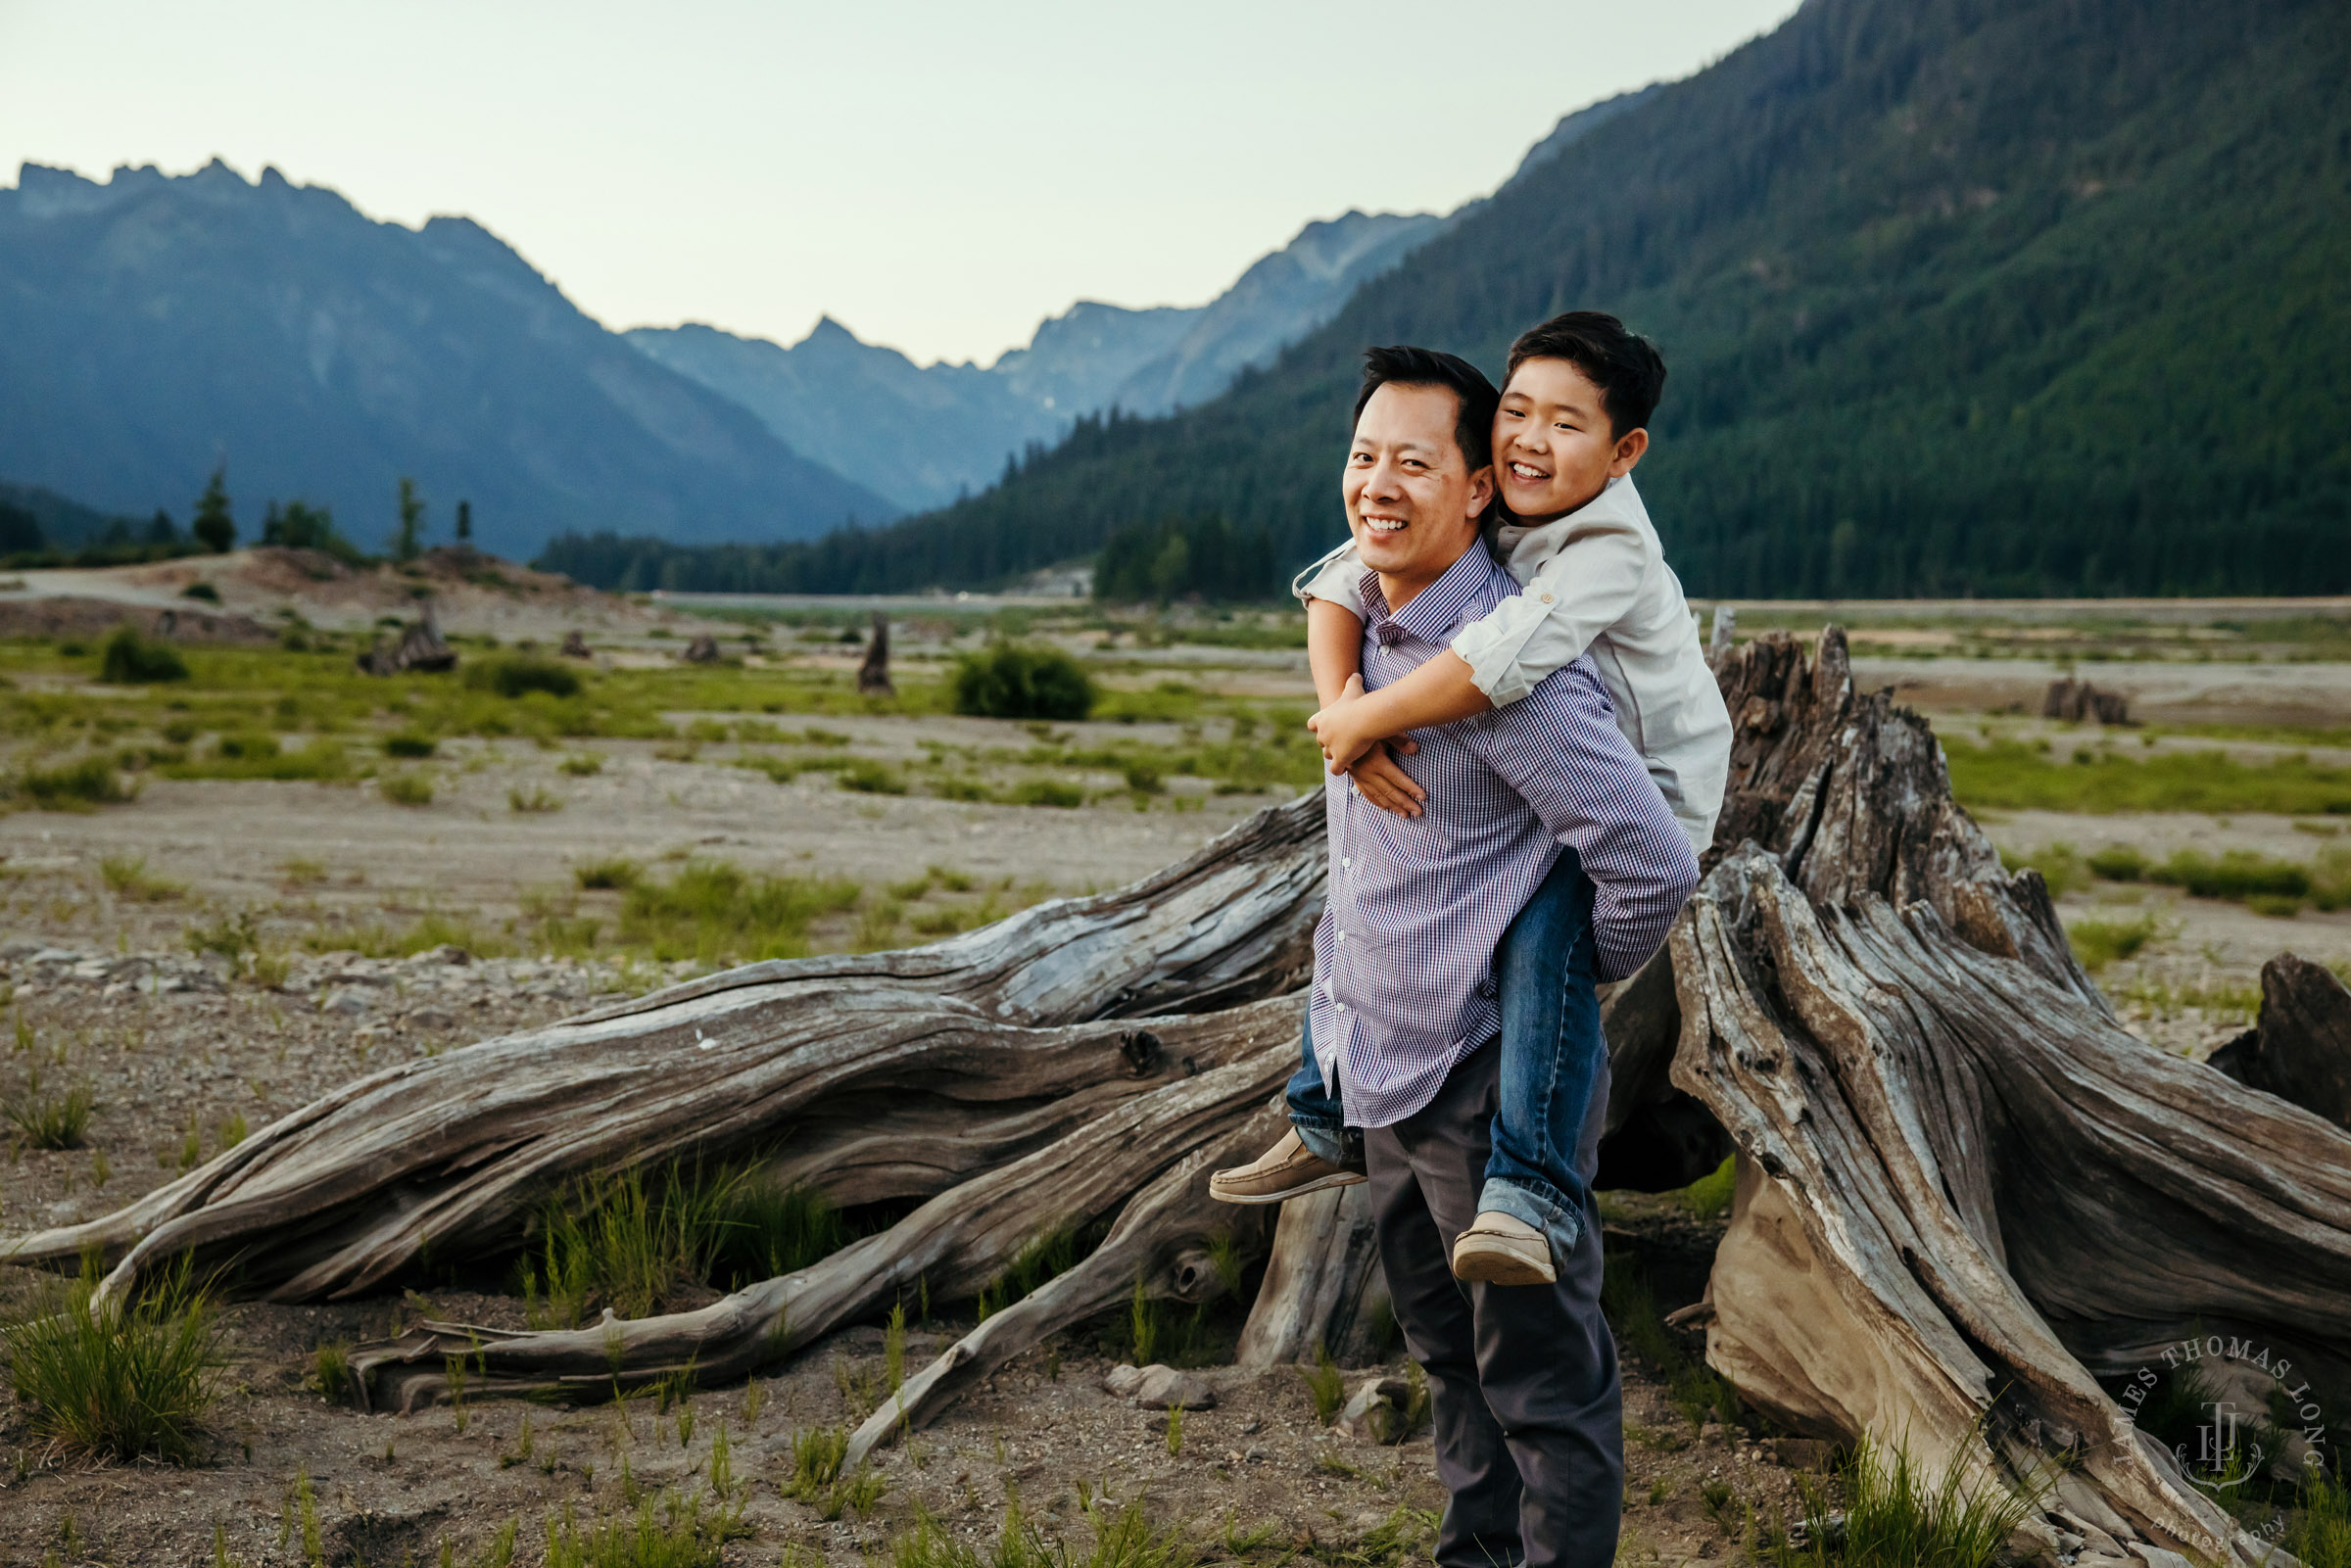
[1209,312,1729,1287]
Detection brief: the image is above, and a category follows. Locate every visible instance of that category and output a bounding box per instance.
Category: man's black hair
[1505,311,1666,438]
[1353,346,1499,471]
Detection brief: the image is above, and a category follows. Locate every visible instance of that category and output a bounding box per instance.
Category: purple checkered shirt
[1309,540,1701,1129]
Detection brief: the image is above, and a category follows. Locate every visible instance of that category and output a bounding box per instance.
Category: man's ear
[1608,428,1650,478]
[1466,464,1497,519]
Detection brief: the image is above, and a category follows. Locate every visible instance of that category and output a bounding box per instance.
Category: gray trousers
[1366,1040,1621,1568]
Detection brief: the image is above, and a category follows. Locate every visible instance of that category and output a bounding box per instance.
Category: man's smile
[1360,511,1410,533]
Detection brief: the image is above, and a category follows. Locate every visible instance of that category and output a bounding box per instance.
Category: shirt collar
[1362,540,1504,645]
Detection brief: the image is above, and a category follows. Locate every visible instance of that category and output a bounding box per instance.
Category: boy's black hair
[1353,346,1499,471]
[1506,311,1667,438]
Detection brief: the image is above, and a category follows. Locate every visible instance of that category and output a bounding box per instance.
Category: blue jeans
[1285,848,1602,1266]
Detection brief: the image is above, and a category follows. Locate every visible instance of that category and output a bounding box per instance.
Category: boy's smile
[1494,356,1650,522]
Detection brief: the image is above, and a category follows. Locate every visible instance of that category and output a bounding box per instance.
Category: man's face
[1493,356,1649,521]
[1343,382,1494,598]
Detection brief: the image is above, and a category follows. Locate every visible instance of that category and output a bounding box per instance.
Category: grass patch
[509,784,563,814]
[1603,1250,1742,1430]
[164,736,353,782]
[1681,1156,1736,1221]
[2065,915,2160,973]
[380,771,435,807]
[836,759,907,795]
[1944,738,2351,816]
[102,854,186,902]
[560,753,603,777]
[2,1258,223,1463]
[383,731,436,758]
[19,754,134,810]
[98,626,189,685]
[2,1064,96,1148]
[1767,1429,2039,1568]
[465,656,582,700]
[575,856,643,890]
[541,1482,747,1568]
[1007,779,1086,809]
[617,861,861,965]
[1996,842,2087,898]
[1300,1342,1346,1423]
[520,1162,856,1327]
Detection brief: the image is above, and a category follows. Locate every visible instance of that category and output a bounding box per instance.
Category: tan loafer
[1450,1211,1557,1285]
[1209,1129,1367,1205]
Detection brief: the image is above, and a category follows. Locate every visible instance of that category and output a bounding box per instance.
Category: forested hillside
[552,0,2349,597]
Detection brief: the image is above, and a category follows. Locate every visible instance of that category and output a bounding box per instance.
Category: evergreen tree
[145,510,176,546]
[456,499,471,543]
[392,478,425,561]
[191,467,235,554]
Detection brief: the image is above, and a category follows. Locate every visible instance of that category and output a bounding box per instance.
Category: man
[1242,347,1699,1568]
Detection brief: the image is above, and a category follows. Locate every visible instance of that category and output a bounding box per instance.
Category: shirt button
[1341,857,1352,869]
[1334,1002,1346,1012]
[1336,931,1347,943]
[1539,592,1555,603]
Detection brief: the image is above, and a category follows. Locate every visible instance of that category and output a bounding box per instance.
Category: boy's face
[1493,356,1650,522]
[1343,382,1495,598]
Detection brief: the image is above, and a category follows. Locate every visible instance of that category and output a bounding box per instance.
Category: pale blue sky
[0,0,1801,366]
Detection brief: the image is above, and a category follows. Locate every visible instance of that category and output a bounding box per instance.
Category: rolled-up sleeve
[1450,514,1648,708]
[1291,540,1370,607]
[1471,659,1701,980]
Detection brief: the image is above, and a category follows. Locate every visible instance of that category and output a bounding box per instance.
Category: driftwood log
[356,604,456,676]
[8,626,2346,1568]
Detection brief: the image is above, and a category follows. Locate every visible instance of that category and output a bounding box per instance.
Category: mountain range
[557,0,2349,598]
[623,208,1440,515]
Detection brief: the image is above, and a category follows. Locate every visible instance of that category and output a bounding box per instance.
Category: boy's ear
[1608,427,1651,478]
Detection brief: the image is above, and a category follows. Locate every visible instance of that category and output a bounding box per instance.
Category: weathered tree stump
[857,612,894,696]
[356,604,456,676]
[2210,953,2351,1131]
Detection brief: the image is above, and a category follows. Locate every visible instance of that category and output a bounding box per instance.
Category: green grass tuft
[383,731,437,758]
[2,1258,223,1463]
[1300,1341,1346,1424]
[2065,914,2161,973]
[1769,1428,2039,1568]
[2,1064,96,1148]
[951,645,1094,721]
[380,771,435,807]
[574,856,643,890]
[1681,1156,1737,1221]
[617,861,861,965]
[102,854,186,902]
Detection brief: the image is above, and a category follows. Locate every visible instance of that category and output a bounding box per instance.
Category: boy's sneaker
[1209,1129,1367,1205]
[1450,1211,1557,1285]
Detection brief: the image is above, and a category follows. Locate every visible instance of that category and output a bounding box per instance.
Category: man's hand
[1348,738,1424,817]
[1311,676,1426,817]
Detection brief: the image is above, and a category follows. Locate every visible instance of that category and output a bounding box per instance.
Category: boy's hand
[1310,676,1427,817]
[1310,675,1387,774]
[1348,739,1425,817]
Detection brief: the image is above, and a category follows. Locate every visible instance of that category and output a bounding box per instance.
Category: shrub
[380,772,435,807]
[383,732,437,759]
[467,656,581,700]
[216,733,279,761]
[98,627,189,685]
[560,753,603,777]
[179,582,220,602]
[2067,915,2159,973]
[509,784,563,813]
[2,1259,223,1463]
[21,755,133,810]
[951,644,1094,721]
